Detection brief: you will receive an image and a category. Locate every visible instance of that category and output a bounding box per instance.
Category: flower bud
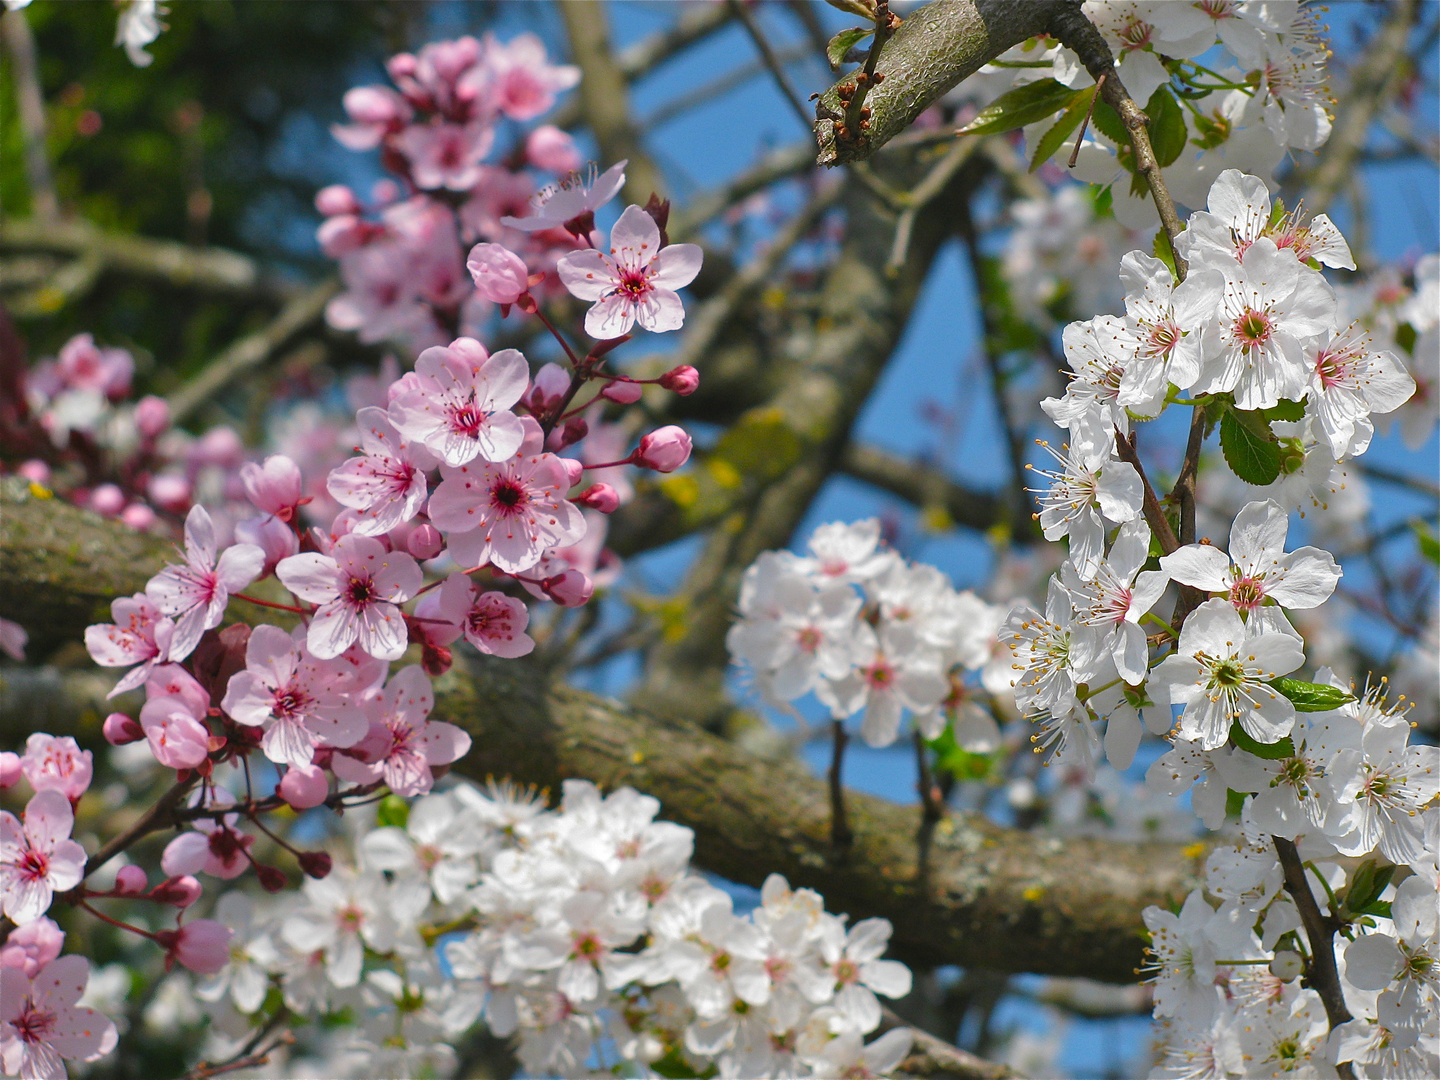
[342,84,408,127]
[134,395,170,439]
[90,484,126,516]
[543,569,594,608]
[525,125,581,173]
[103,713,145,746]
[151,874,202,908]
[660,365,700,395]
[163,919,232,975]
[254,863,288,893]
[422,643,453,677]
[407,523,444,560]
[240,455,304,518]
[147,473,192,513]
[315,184,363,217]
[578,483,620,514]
[525,362,570,416]
[0,752,22,789]
[600,380,643,405]
[114,865,148,896]
[1270,950,1304,981]
[279,763,329,810]
[560,456,586,489]
[467,243,530,305]
[297,850,333,879]
[548,416,588,451]
[635,426,692,473]
[121,503,157,531]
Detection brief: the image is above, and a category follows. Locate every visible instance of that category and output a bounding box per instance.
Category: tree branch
[840,443,1013,536]
[0,479,1203,983]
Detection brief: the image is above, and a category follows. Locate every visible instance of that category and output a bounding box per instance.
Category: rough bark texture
[814,0,1066,165]
[0,478,1202,983]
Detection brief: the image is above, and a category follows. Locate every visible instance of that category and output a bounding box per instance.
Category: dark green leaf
[1090,97,1129,145]
[1396,322,1418,354]
[1153,227,1178,280]
[1262,399,1307,422]
[1145,86,1186,167]
[1359,900,1393,919]
[1029,86,1095,171]
[1412,519,1440,565]
[826,26,873,70]
[958,78,1079,136]
[1269,677,1356,712]
[1229,721,1295,760]
[1220,408,1282,485]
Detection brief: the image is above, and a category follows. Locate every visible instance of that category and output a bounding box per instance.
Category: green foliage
[1342,860,1396,919]
[1412,519,1440,565]
[1029,85,1095,172]
[1269,677,1356,712]
[1152,227,1178,279]
[957,78,1078,137]
[1228,721,1295,760]
[1145,86,1186,167]
[1220,408,1283,485]
[927,722,998,782]
[826,27,873,69]
[377,793,411,829]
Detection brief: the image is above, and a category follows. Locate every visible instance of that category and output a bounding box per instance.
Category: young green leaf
[1145,86,1186,167]
[1229,721,1295,760]
[1411,519,1440,565]
[1089,97,1129,145]
[1261,398,1307,422]
[1029,85,1095,171]
[1153,227,1178,279]
[1269,676,1356,712]
[377,793,410,829]
[1220,408,1283,485]
[826,26,873,70]
[957,79,1079,137]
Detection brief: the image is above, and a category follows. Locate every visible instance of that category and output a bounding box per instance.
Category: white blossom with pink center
[816,917,913,1034]
[1304,321,1416,458]
[0,956,118,1079]
[1040,314,1146,435]
[277,535,422,661]
[556,204,703,339]
[326,406,436,536]
[1117,250,1225,394]
[0,791,87,926]
[815,623,948,749]
[145,505,265,662]
[1160,499,1340,640]
[1063,518,1169,686]
[436,571,534,658]
[427,453,586,575]
[220,624,370,768]
[84,592,176,698]
[331,665,470,797]
[1180,169,1353,272]
[387,337,528,467]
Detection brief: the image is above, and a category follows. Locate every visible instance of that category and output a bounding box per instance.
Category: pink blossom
[406,36,485,115]
[0,956,118,1077]
[90,484,125,516]
[478,32,579,121]
[557,204,702,339]
[145,505,265,661]
[467,242,530,305]
[501,160,626,235]
[162,919,234,975]
[331,665,470,797]
[0,791,87,925]
[0,618,26,662]
[326,407,435,536]
[315,184,362,217]
[19,736,93,802]
[0,755,22,789]
[635,426,692,473]
[388,337,528,467]
[234,513,300,576]
[279,764,329,810]
[240,454,304,519]
[161,791,254,880]
[145,663,211,719]
[147,472,191,513]
[438,572,534,658]
[220,624,370,768]
[0,918,64,977]
[395,121,494,191]
[428,453,587,574]
[526,124,581,173]
[332,85,412,151]
[84,592,175,698]
[277,534,422,661]
[56,333,133,397]
[137,695,212,770]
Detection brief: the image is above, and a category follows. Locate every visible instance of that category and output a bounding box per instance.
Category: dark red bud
[254,863,288,893]
[297,851,333,879]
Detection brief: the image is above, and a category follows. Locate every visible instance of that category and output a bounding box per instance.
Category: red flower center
[13,1003,57,1045]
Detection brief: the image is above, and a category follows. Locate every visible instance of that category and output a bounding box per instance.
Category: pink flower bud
[660,365,700,395]
[549,416,588,451]
[151,874,203,908]
[234,513,300,576]
[467,243,530,305]
[343,84,408,126]
[191,426,244,469]
[17,460,50,485]
[240,455,303,518]
[114,865,148,896]
[103,713,144,746]
[134,395,170,439]
[297,850,333,879]
[526,363,571,415]
[120,503,157,531]
[90,484,126,516]
[526,125,581,173]
[0,753,21,789]
[0,917,64,977]
[407,523,444,560]
[422,643,453,676]
[317,214,369,258]
[315,184,362,217]
[578,483,620,514]
[147,473,192,513]
[600,380,643,405]
[279,764,329,810]
[560,457,585,489]
[163,919,233,974]
[544,569,594,608]
[636,426,692,473]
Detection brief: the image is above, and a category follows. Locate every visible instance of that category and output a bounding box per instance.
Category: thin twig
[1067,72,1105,168]
[913,729,944,882]
[888,137,982,273]
[79,778,196,884]
[829,719,853,856]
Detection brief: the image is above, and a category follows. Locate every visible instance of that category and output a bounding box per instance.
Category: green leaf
[1229,721,1295,760]
[1145,86,1186,167]
[1396,322,1418,354]
[1220,408,1282,485]
[958,78,1079,137]
[826,26,873,69]
[1089,97,1129,145]
[1029,85,1095,171]
[1262,398,1306,422]
[376,794,410,829]
[1412,519,1440,565]
[1343,860,1395,916]
[1269,676,1356,712]
[1358,899,1393,919]
[1153,227,1178,280]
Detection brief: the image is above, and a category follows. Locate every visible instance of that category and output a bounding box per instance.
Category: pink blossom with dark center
[85,592,175,698]
[0,791,87,926]
[0,956,118,1078]
[395,121,494,191]
[388,337,529,467]
[145,505,265,662]
[277,535,423,661]
[437,571,534,658]
[427,453,586,574]
[161,790,254,880]
[331,665,471,796]
[326,407,436,537]
[18,735,92,802]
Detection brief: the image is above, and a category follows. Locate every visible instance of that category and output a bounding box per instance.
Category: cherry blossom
[0,918,64,980]
[1064,519,1169,685]
[435,571,534,658]
[145,506,264,662]
[330,665,470,797]
[556,204,703,339]
[277,534,422,661]
[387,338,528,467]
[161,790,256,880]
[500,159,625,235]
[17,736,92,803]
[84,593,175,698]
[1326,718,1440,866]
[478,32,580,121]
[1305,321,1416,458]
[137,693,212,770]
[0,956,118,1079]
[0,791,87,926]
[326,407,436,536]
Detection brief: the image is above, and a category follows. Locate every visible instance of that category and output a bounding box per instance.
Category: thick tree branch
[0,479,1202,983]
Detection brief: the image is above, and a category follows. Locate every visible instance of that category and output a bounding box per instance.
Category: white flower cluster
[191,779,915,1080]
[727,519,1010,750]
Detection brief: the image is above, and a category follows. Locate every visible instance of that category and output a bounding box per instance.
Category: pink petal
[584,293,636,340]
[22,791,74,852]
[277,553,341,604]
[307,600,359,660]
[182,505,217,569]
[355,601,409,661]
[608,204,660,269]
[477,348,531,412]
[648,243,702,290]
[557,250,616,302]
[215,543,265,593]
[29,955,91,1011]
[634,289,686,334]
[418,719,471,765]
